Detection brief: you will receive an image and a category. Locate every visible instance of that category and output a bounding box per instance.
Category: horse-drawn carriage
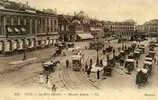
[105,46,113,52]
[136,68,148,87]
[67,43,74,48]
[52,48,62,57]
[124,59,135,74]
[102,59,112,76]
[144,57,153,62]
[42,60,60,74]
[133,50,141,59]
[139,45,145,53]
[148,51,155,58]
[143,61,152,76]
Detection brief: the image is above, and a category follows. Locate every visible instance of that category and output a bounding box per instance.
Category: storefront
[76,32,94,41]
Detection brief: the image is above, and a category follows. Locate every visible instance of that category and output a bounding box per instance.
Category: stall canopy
[77,33,94,40]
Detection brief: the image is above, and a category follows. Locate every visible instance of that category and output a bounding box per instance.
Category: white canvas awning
[28,39,34,48]
[21,27,26,32]
[4,42,10,52]
[77,33,94,40]
[0,42,3,51]
[14,28,20,33]
[12,40,17,50]
[18,39,23,50]
[145,57,152,61]
[144,61,152,65]
[72,55,82,60]
[45,40,49,45]
[126,59,135,62]
[7,27,13,33]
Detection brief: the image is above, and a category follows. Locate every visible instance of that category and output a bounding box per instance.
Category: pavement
[0,47,56,74]
[1,38,158,93]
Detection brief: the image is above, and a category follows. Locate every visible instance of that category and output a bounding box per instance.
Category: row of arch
[0,38,56,55]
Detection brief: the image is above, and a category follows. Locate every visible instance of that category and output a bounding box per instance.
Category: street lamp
[96,37,100,66]
[96,37,99,66]
[23,38,27,60]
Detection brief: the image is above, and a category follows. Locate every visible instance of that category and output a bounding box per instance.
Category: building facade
[0,8,58,54]
[143,19,158,37]
[103,20,136,39]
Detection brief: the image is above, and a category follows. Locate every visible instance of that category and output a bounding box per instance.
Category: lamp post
[23,38,27,60]
[96,36,100,66]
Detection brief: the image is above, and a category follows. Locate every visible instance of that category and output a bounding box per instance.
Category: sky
[11,0,158,24]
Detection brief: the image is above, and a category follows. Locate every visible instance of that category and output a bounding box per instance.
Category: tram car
[72,55,82,71]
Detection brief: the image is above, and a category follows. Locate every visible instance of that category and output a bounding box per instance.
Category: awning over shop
[4,41,11,52]
[28,39,34,49]
[77,33,94,40]
[21,27,26,32]
[14,28,20,33]
[12,40,17,50]
[7,27,13,33]
[0,42,3,51]
[18,39,23,50]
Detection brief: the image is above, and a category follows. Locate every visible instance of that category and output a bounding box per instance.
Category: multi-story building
[103,20,136,39]
[0,7,58,55]
[58,15,72,42]
[58,14,94,42]
[143,19,158,37]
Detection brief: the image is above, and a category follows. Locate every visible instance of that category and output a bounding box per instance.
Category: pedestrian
[136,60,138,68]
[97,69,100,79]
[100,59,103,66]
[125,45,127,50]
[85,62,88,72]
[154,57,156,64]
[113,49,115,55]
[87,68,91,78]
[66,59,69,68]
[45,74,49,84]
[90,58,93,66]
[52,84,56,92]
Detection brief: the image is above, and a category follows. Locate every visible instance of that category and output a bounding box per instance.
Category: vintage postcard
[0,0,158,100]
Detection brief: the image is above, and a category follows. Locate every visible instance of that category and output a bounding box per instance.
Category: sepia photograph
[0,0,158,100]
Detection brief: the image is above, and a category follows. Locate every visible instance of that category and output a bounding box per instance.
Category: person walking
[45,74,49,84]
[66,59,69,68]
[97,69,100,79]
[154,57,156,64]
[52,84,56,92]
[100,59,103,66]
[90,58,93,66]
[136,60,138,68]
[85,62,88,72]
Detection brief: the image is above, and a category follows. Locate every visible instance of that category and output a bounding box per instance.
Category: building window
[13,16,18,26]
[6,16,11,26]
[0,16,2,35]
[20,17,24,25]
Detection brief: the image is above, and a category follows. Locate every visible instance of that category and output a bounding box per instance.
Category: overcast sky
[12,0,158,24]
